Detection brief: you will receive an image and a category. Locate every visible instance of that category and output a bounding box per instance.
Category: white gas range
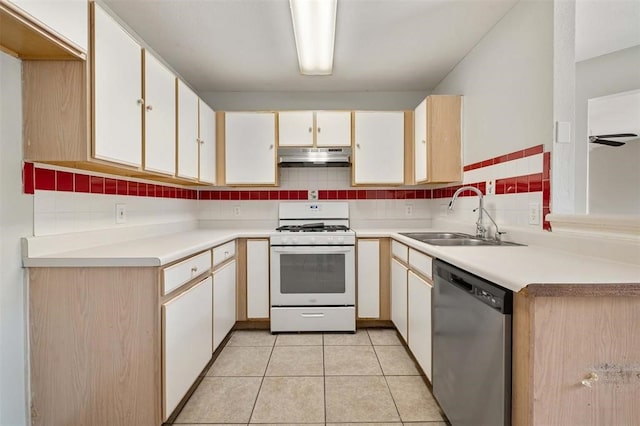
[269,202,356,333]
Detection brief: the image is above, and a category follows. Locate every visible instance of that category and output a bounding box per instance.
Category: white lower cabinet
[408,270,433,381]
[247,239,270,319]
[162,276,213,420]
[357,239,380,318]
[391,258,408,342]
[213,260,236,351]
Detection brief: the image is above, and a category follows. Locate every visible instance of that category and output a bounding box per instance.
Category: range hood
[278,147,351,167]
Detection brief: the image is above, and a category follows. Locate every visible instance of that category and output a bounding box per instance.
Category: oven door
[270,244,355,306]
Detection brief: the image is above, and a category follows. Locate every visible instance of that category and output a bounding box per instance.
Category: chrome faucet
[448,186,506,241]
[449,186,487,238]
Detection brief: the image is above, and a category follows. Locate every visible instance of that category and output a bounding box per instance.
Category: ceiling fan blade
[590,138,626,147]
[594,133,638,139]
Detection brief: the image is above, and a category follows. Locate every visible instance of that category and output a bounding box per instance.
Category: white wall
[200,91,428,111]
[432,0,554,165]
[574,45,640,213]
[0,53,31,426]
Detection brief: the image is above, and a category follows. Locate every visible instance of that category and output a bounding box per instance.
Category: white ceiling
[103,0,518,93]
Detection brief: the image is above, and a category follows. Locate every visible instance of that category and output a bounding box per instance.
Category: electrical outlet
[233,206,241,216]
[528,202,540,225]
[486,180,495,196]
[405,205,413,216]
[115,204,127,224]
[308,190,318,200]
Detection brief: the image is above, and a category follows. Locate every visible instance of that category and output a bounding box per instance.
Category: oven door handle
[271,246,354,254]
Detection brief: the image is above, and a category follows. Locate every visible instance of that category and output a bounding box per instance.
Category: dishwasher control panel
[475,288,503,311]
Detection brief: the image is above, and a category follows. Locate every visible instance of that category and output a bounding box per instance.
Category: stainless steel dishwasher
[432,260,512,426]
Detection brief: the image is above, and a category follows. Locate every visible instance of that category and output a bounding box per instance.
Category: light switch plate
[555,121,571,144]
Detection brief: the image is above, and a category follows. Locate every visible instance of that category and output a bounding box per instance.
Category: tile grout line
[369,329,404,423]
[245,333,277,425]
[322,332,327,425]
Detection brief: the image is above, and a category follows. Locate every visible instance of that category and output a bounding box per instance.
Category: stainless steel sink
[422,238,522,246]
[400,232,524,246]
[400,232,473,240]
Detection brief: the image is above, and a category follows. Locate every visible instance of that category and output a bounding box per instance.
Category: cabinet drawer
[213,241,235,267]
[409,249,433,280]
[163,251,212,295]
[391,240,408,263]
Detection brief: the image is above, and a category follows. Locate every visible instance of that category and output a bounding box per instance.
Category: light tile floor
[173,328,448,426]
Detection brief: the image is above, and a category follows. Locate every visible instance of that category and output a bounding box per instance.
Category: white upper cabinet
[353,111,404,184]
[316,111,351,147]
[177,79,200,180]
[143,50,176,176]
[93,3,142,167]
[11,0,88,51]
[278,111,314,146]
[414,98,428,182]
[278,111,351,147]
[225,112,277,185]
[199,100,216,184]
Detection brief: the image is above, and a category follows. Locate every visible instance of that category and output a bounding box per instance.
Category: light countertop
[22,227,640,293]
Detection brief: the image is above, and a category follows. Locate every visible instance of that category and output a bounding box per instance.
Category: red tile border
[35,168,55,191]
[23,162,35,194]
[56,171,73,192]
[463,144,545,172]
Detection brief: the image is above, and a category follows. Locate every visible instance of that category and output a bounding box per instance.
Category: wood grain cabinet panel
[414,95,462,184]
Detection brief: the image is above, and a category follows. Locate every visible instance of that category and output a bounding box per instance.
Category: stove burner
[276,224,350,232]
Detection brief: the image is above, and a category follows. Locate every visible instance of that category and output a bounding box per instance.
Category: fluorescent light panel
[289,0,337,75]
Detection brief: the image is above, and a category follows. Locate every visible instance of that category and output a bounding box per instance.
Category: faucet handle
[495,230,507,241]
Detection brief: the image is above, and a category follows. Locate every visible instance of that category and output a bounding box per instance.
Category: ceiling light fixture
[289,0,337,75]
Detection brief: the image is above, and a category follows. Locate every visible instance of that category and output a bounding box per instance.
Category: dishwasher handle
[451,274,473,293]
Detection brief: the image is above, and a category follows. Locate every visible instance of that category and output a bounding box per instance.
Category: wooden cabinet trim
[0,0,86,60]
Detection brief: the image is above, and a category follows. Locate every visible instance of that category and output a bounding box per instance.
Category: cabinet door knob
[317,127,321,133]
[308,127,313,133]
[146,105,153,111]
[200,139,205,145]
[269,144,274,150]
[422,139,426,144]
[224,251,229,257]
[191,266,198,273]
[356,143,361,149]
[137,98,144,106]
